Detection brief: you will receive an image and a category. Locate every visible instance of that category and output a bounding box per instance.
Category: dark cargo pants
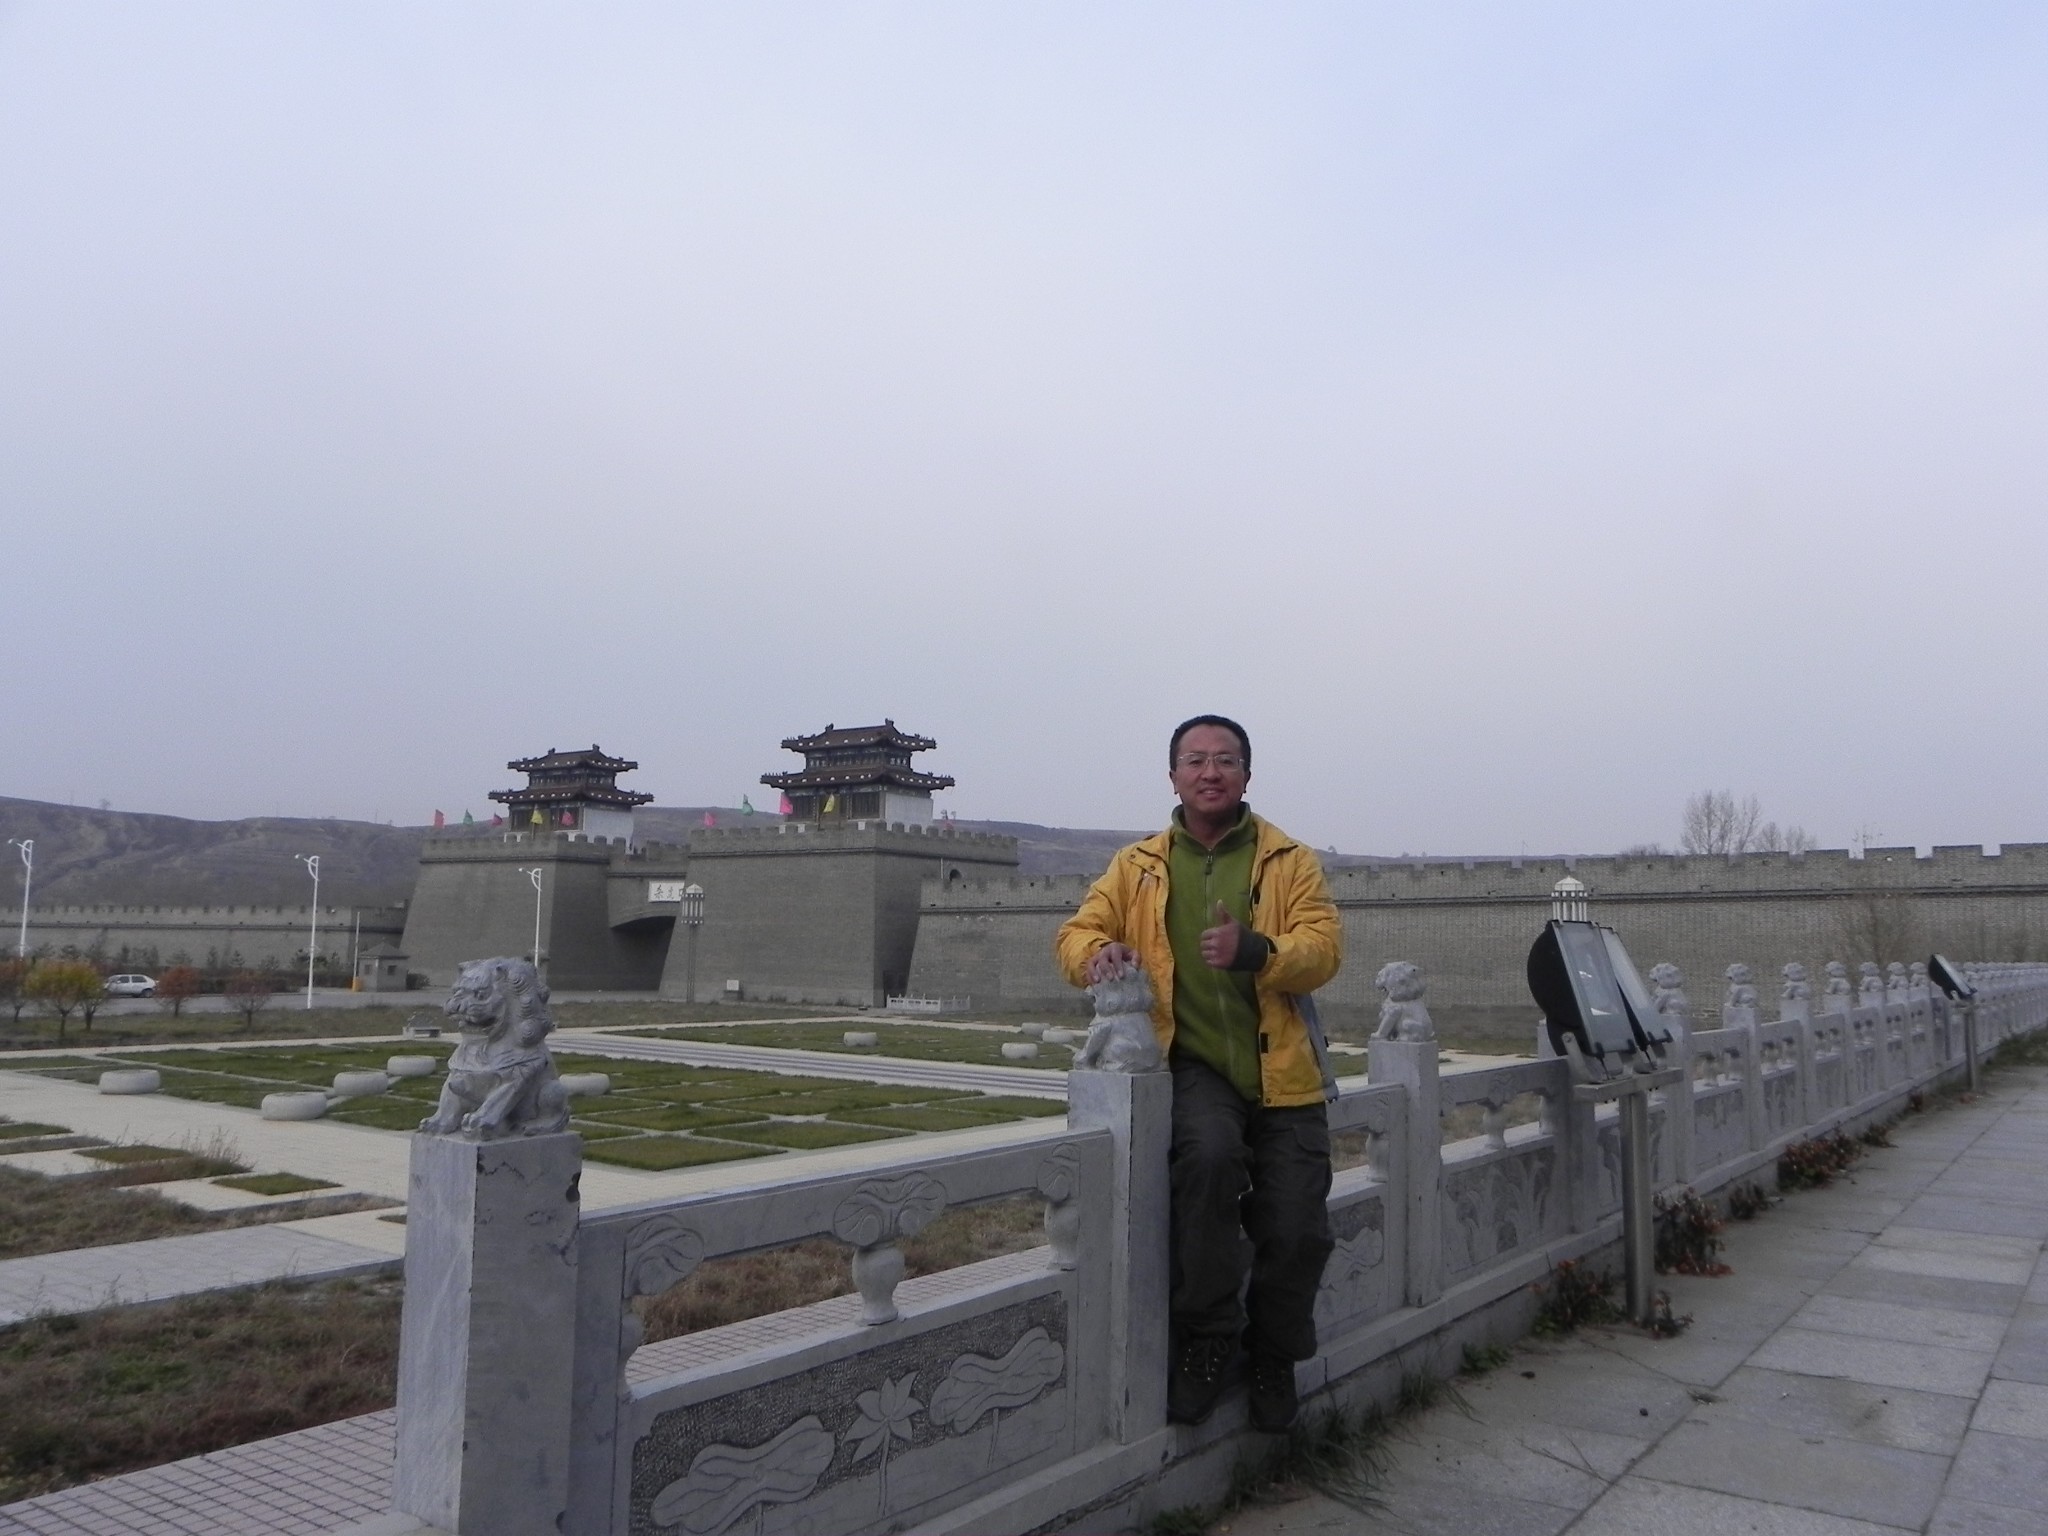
[1169,1053,1335,1361]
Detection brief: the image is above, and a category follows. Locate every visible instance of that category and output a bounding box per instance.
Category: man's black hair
[1169,714,1251,770]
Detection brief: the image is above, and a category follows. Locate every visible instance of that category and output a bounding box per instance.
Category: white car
[104,973,156,998]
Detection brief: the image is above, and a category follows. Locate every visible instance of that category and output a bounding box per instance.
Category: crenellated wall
[0,902,407,971]
[908,845,2048,1023]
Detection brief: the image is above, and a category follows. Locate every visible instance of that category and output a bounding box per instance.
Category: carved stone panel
[1314,1193,1388,1333]
[630,1295,1067,1536]
[1441,1147,1556,1279]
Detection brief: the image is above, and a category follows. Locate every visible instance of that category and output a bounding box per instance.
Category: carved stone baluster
[831,1174,947,1326]
[1481,1099,1508,1151]
[1037,1145,1080,1271]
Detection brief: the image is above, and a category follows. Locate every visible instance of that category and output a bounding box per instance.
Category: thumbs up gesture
[1200,900,1242,969]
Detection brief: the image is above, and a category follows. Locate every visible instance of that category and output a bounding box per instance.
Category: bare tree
[1830,891,1922,966]
[1681,790,1814,855]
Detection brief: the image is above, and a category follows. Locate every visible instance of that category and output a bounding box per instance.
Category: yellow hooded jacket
[1054,813,1343,1107]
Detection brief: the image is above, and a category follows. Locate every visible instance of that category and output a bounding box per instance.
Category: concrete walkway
[1224,1068,2048,1536]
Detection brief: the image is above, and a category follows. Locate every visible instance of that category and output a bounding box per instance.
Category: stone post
[1740,1027,1766,1154]
[1066,1071,1171,1443]
[1660,1034,1694,1188]
[392,1131,583,1535]
[1368,1039,1442,1305]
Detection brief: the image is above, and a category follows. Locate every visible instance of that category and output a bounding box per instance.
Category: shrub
[1726,1181,1770,1220]
[1653,1187,1731,1276]
[1531,1260,1623,1336]
[155,966,202,1017]
[1777,1130,1863,1189]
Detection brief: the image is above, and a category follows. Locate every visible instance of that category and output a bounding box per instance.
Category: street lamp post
[296,855,320,1010]
[680,882,705,1006]
[518,867,545,969]
[6,839,30,959]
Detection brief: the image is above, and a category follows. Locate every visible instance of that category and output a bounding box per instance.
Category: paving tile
[1943,1427,2048,1515]
[1849,1245,2034,1288]
[1894,1198,2048,1241]
[1820,1263,2022,1318]
[1454,1344,1697,1441]
[1748,1327,1994,1398]
[1788,1294,2010,1352]
[1630,1414,1948,1527]
[1571,1475,1914,1535]
[1871,1227,2043,1263]
[1972,1378,2048,1439]
[1695,1366,1974,1455]
[1927,1493,2048,1533]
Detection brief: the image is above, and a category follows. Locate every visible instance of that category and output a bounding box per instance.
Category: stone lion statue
[1073,965,1163,1073]
[1724,963,1758,1010]
[1782,962,1811,1001]
[1373,961,1435,1041]
[419,957,571,1139]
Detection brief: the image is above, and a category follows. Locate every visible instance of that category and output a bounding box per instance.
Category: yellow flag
[529,808,543,826]
[823,793,838,813]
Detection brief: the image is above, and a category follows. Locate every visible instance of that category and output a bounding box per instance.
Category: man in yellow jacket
[1055,715,1342,1432]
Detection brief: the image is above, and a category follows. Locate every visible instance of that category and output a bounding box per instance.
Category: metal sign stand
[1566,1043,1682,1326]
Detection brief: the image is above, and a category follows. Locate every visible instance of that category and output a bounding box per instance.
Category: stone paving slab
[0,1223,399,1325]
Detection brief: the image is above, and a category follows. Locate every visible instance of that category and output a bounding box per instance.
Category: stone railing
[382,960,2048,1536]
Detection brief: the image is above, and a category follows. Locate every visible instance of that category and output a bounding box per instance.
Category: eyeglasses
[1175,752,1245,772]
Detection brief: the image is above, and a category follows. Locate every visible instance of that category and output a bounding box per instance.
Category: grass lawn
[618,1020,1071,1069]
[0,1164,393,1261]
[2,1037,1067,1171]
[0,1277,403,1505]
[0,998,849,1053]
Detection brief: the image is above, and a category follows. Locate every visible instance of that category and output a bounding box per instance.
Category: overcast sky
[3,4,2044,856]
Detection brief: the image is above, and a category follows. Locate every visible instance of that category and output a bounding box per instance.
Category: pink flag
[779,794,794,817]
[701,810,715,827]
[432,810,445,829]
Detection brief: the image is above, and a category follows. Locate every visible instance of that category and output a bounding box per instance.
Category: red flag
[432,810,445,828]
[490,814,505,827]
[701,810,715,827]
[779,794,794,817]
[559,809,576,827]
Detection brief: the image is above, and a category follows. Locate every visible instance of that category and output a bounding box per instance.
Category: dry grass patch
[0,1276,402,1503]
[637,1195,1048,1344]
[0,1165,392,1260]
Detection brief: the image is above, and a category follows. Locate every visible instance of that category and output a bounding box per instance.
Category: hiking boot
[1167,1335,1234,1425]
[1247,1354,1299,1433]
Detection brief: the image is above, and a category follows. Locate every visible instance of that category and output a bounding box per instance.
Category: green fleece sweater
[1165,805,1263,1100]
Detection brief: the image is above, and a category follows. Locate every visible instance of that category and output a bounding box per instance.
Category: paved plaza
[4,1042,2047,1532]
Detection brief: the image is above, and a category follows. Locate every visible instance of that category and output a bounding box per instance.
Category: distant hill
[0,796,1394,908]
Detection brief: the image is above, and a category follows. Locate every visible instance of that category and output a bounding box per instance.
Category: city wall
[674,821,1019,1006]
[907,844,2048,1027]
[0,902,407,971]
[400,833,692,991]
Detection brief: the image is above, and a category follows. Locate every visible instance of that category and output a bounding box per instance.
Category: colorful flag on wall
[433,810,445,828]
[529,808,544,826]
[741,796,755,815]
[778,794,794,817]
[462,810,474,826]
[701,810,715,827]
[823,793,838,814]
[559,810,576,827]
[490,814,505,828]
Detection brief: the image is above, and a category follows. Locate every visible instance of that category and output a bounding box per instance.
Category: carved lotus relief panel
[1442,1148,1555,1278]
[629,1295,1068,1536]
[1314,1194,1388,1332]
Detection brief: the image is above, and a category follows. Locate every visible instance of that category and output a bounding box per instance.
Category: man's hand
[1200,901,1241,969]
[1087,942,1140,983]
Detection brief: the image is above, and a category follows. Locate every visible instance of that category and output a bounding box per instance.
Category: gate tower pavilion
[761,720,954,826]
[489,745,653,844]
